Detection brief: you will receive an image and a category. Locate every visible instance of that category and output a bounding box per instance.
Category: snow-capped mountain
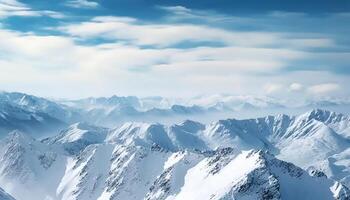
[0,109,350,199]
[58,93,350,127]
[58,94,214,127]
[1,91,350,138]
[0,101,66,138]
[0,92,81,138]
[56,145,350,200]
[43,122,109,155]
[186,94,286,110]
[0,131,67,200]
[78,103,208,127]
[0,137,348,200]
[0,92,80,123]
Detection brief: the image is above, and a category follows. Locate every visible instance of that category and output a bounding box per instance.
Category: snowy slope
[57,144,115,200]
[0,131,68,200]
[169,149,349,200]
[312,148,350,189]
[106,120,208,151]
[2,136,348,200]
[43,122,108,155]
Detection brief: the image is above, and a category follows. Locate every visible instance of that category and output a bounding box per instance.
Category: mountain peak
[309,108,332,115]
[43,122,108,155]
[300,109,347,124]
[71,122,102,131]
[5,130,35,144]
[177,120,205,131]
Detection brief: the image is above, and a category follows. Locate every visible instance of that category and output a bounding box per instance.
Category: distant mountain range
[0,91,350,138]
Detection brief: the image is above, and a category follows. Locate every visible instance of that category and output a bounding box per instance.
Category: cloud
[0,4,349,99]
[64,0,99,9]
[0,28,298,75]
[289,83,303,91]
[40,10,65,19]
[263,84,284,94]
[268,11,306,18]
[157,5,240,23]
[58,16,283,48]
[158,5,191,14]
[307,83,341,95]
[57,15,336,50]
[0,27,307,98]
[0,0,64,18]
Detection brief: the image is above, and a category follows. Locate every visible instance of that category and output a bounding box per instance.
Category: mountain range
[0,92,349,199]
[1,91,350,138]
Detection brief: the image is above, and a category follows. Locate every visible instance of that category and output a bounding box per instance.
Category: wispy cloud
[64,0,99,9]
[307,83,341,95]
[0,0,64,18]
[58,15,335,50]
[157,5,237,23]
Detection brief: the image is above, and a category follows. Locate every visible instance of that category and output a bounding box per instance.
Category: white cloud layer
[0,3,349,99]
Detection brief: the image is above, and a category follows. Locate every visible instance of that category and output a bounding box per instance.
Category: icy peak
[43,122,108,155]
[303,109,344,122]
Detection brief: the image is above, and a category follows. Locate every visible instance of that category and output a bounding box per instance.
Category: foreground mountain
[106,109,350,177]
[0,131,67,200]
[0,109,350,199]
[59,146,349,200]
[0,133,348,200]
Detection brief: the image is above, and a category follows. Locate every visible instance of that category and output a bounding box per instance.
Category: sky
[0,0,349,99]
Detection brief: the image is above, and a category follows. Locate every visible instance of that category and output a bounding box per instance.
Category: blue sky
[0,0,349,99]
